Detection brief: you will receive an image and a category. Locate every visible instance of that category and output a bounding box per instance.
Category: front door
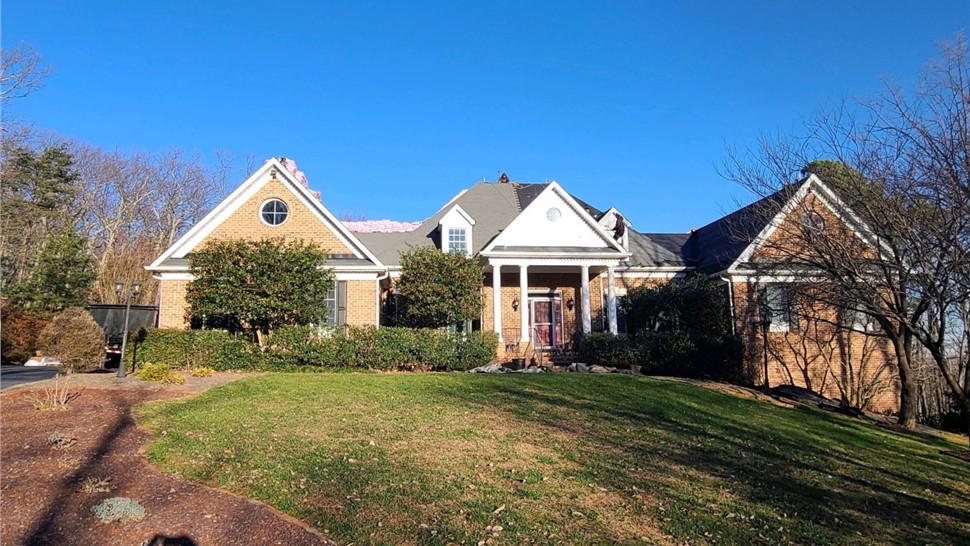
[530,297,564,349]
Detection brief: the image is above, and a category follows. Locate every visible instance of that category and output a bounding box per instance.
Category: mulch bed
[1,383,334,546]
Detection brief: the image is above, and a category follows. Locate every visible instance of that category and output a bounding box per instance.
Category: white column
[581,265,592,334]
[492,264,502,340]
[519,264,530,342]
[607,266,618,335]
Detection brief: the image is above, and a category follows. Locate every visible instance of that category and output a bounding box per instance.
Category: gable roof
[148,158,383,271]
[482,182,628,256]
[684,173,886,275]
[351,180,687,268]
[683,188,793,274]
[354,182,522,266]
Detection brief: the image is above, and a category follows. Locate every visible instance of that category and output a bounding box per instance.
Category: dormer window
[438,204,475,256]
[448,228,467,254]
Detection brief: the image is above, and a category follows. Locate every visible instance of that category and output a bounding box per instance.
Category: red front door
[531,298,564,349]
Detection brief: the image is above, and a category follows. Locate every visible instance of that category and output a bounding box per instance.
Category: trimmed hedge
[128,328,268,371]
[129,326,498,372]
[575,331,742,381]
[270,325,498,371]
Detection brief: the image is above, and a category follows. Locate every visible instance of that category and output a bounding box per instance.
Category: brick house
[148,158,898,412]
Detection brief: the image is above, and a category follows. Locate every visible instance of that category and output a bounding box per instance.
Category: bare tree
[722,35,970,437]
[67,144,229,305]
[1,42,53,105]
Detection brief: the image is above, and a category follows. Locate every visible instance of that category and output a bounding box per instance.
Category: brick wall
[732,280,899,413]
[482,272,582,344]
[158,279,190,329]
[479,270,671,359]
[201,177,354,254]
[345,280,378,326]
[156,175,379,330]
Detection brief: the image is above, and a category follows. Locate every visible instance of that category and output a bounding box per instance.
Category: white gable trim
[726,174,887,272]
[438,204,476,226]
[147,158,383,271]
[481,182,627,255]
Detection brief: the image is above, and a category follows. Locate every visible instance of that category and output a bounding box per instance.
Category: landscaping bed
[0,382,332,546]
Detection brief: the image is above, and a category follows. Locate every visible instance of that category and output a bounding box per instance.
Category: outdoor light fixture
[115,279,143,379]
[567,298,575,311]
[512,297,519,311]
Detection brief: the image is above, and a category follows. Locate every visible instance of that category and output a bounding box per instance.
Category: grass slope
[137,374,970,545]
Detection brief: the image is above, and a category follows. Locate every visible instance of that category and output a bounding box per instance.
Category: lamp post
[115,278,142,378]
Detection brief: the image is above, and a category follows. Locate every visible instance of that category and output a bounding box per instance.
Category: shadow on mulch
[1,386,333,546]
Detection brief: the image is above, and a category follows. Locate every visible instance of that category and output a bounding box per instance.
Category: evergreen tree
[8,228,96,314]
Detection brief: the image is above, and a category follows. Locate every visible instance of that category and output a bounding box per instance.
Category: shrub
[91,497,146,523]
[29,374,77,411]
[574,331,743,381]
[0,303,50,365]
[396,246,483,328]
[37,308,105,372]
[453,331,500,371]
[136,362,173,381]
[133,326,498,372]
[128,328,235,370]
[186,238,336,346]
[269,325,497,371]
[576,332,637,368]
[190,366,215,377]
[160,371,186,385]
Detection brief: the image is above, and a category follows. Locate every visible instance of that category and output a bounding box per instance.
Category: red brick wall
[732,280,899,413]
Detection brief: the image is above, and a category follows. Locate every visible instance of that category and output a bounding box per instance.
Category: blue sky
[4,1,967,232]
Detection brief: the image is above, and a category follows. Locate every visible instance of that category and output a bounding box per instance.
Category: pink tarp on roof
[343,220,421,233]
[279,157,320,200]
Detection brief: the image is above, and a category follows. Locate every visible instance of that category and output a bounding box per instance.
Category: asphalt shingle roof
[683,186,794,274]
[354,181,685,268]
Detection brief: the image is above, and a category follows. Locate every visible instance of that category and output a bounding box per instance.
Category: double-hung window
[764,284,799,332]
[324,288,337,326]
[447,228,467,254]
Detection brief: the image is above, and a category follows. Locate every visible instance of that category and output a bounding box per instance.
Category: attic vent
[498,172,510,184]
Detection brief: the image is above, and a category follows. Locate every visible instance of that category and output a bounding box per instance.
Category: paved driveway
[0,366,60,392]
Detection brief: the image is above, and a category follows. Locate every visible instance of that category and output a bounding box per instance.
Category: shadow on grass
[424,375,970,545]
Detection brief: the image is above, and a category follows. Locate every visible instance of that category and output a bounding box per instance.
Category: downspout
[375,269,391,327]
[720,274,736,335]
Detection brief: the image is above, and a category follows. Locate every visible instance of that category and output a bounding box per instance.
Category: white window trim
[438,204,475,256]
[764,284,796,333]
[259,198,289,227]
[446,227,468,254]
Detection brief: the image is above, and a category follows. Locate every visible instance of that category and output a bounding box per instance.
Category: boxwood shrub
[130,326,498,372]
[575,331,742,381]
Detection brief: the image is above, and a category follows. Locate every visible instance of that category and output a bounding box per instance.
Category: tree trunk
[892,333,919,429]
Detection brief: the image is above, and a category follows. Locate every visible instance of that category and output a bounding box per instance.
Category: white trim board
[481,182,629,255]
[147,158,383,271]
[727,174,886,272]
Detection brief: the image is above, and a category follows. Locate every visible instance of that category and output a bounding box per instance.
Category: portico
[485,256,624,349]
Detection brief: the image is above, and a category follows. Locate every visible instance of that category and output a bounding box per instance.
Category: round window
[546,207,561,222]
[261,199,289,226]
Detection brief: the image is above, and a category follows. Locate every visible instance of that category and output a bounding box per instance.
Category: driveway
[0,365,61,392]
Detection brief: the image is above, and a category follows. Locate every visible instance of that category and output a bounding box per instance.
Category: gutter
[374,269,391,327]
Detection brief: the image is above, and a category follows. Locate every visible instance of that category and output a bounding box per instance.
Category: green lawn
[137,374,970,546]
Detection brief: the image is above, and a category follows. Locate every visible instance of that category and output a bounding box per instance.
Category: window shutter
[337,281,348,326]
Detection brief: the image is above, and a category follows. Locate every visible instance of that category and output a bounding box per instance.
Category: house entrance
[530,295,564,349]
